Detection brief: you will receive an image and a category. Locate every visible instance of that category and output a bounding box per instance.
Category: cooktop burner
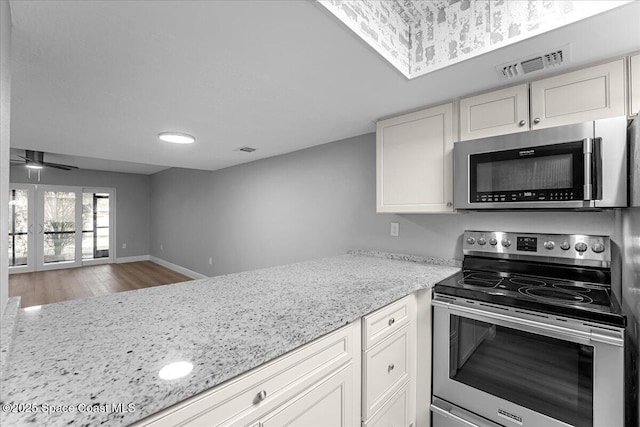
[520,287,594,304]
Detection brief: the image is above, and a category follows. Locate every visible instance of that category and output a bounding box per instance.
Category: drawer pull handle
[533,117,541,124]
[388,318,395,326]
[518,119,526,127]
[254,390,267,403]
[388,363,395,372]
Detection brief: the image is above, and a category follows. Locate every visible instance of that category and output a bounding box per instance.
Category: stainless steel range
[431,230,626,427]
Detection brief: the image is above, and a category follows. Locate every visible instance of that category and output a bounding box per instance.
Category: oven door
[432,297,624,427]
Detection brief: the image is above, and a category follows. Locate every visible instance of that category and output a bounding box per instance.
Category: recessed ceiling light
[158,361,193,380]
[158,132,195,144]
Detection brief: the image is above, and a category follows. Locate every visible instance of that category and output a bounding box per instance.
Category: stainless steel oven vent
[496,44,570,80]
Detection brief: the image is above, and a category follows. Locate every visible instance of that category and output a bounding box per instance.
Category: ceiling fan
[10,150,79,171]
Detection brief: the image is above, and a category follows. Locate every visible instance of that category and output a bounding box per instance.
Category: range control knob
[560,241,571,251]
[592,242,605,253]
[575,242,588,253]
[501,239,512,248]
[466,237,476,245]
[543,241,555,250]
[489,238,498,246]
[477,237,487,246]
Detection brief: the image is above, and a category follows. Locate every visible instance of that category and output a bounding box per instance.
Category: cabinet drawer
[136,322,357,427]
[364,385,409,427]
[363,296,411,350]
[363,326,410,419]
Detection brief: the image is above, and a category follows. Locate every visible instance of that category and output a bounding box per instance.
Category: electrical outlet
[209,257,213,265]
[390,222,399,237]
[122,243,127,249]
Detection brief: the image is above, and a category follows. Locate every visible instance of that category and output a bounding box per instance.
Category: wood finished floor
[9,261,192,308]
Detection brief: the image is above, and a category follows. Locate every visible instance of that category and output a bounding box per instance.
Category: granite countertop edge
[0,297,21,379]
[0,251,461,426]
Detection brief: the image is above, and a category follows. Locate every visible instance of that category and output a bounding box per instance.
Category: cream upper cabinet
[376,103,454,213]
[459,83,529,141]
[631,54,640,115]
[530,59,625,130]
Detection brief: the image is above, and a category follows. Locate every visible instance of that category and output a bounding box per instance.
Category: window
[82,192,110,260]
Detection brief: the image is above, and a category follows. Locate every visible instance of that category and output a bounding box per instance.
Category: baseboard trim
[149,256,207,280]
[116,255,151,264]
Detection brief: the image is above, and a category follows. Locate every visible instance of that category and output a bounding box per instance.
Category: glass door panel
[8,186,35,272]
[82,191,111,262]
[42,191,77,264]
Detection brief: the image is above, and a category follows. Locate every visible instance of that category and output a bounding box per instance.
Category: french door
[8,184,115,273]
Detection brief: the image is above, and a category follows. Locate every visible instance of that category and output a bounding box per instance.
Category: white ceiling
[8,0,640,175]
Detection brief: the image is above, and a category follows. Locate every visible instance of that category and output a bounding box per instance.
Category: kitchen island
[0,251,459,426]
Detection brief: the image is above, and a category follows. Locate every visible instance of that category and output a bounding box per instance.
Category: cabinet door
[376,103,454,213]
[530,59,625,129]
[631,54,640,116]
[261,364,356,427]
[459,84,529,141]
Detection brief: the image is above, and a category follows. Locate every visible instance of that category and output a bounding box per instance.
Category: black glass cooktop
[435,258,626,327]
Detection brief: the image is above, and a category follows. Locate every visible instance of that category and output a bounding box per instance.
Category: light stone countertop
[0,252,460,426]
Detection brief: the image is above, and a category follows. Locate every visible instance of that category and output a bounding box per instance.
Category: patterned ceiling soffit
[317,0,631,79]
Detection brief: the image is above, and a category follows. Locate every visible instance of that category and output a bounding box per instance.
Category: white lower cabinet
[362,295,417,427]
[134,320,361,427]
[134,293,427,427]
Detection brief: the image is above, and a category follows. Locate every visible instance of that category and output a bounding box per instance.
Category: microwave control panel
[473,189,578,203]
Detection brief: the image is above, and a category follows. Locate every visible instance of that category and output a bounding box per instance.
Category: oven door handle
[431,398,502,427]
[433,299,622,346]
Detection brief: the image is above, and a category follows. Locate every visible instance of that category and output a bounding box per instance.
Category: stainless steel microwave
[453,116,628,209]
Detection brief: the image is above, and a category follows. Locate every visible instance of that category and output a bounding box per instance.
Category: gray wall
[10,167,151,258]
[150,132,618,277]
[1,0,11,314]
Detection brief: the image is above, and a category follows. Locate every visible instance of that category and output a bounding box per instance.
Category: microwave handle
[583,137,602,201]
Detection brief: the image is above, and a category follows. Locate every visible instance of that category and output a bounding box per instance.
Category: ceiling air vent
[235,146,256,153]
[496,44,570,80]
